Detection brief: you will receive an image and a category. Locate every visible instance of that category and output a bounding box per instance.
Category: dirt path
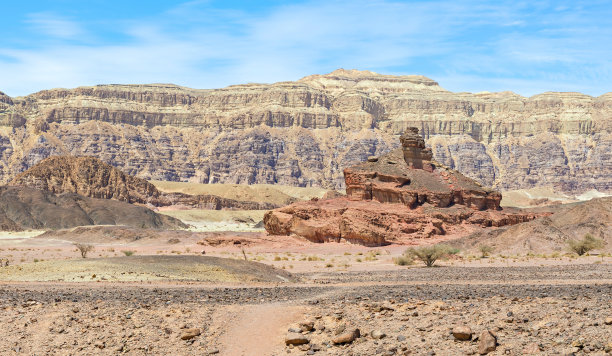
[216,303,306,356]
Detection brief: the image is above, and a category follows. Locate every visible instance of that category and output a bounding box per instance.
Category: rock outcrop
[0,186,186,231]
[344,128,501,210]
[0,69,610,194]
[264,129,542,246]
[10,156,161,205]
[10,156,277,210]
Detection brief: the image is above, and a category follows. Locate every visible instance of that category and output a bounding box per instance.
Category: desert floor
[0,231,611,355]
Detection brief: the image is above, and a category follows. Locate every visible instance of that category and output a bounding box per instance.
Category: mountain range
[1,69,610,194]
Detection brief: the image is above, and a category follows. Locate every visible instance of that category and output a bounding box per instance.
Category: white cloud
[0,0,609,97]
[26,12,84,39]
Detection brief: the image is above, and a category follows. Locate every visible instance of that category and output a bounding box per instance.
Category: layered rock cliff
[0,69,610,193]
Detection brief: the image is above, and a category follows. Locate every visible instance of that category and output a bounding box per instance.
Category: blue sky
[0,0,610,97]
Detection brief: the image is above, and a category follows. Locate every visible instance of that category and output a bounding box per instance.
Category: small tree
[406,244,455,267]
[568,234,604,256]
[479,245,494,258]
[74,243,94,258]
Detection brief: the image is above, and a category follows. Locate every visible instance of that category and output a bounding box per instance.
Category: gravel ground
[1,264,610,355]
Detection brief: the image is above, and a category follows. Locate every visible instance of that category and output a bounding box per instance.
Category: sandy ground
[158,210,267,232]
[151,181,331,206]
[1,231,611,355]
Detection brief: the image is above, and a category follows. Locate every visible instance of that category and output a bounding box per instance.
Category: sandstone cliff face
[0,69,610,193]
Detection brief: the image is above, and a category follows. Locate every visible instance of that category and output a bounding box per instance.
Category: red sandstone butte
[264,128,543,246]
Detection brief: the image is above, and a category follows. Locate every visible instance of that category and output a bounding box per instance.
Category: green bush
[393,255,414,266]
[406,244,456,267]
[122,250,135,257]
[479,245,494,258]
[568,234,605,256]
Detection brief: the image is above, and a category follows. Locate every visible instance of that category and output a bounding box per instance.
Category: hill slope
[0,186,186,231]
[450,197,612,254]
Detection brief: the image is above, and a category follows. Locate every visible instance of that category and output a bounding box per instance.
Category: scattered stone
[370,330,386,339]
[478,330,497,355]
[285,333,310,345]
[180,328,201,340]
[452,326,473,341]
[333,324,346,335]
[522,343,542,354]
[300,321,315,332]
[332,328,360,344]
[604,317,612,325]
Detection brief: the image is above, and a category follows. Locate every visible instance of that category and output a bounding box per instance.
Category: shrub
[568,234,605,256]
[406,244,455,267]
[74,243,94,258]
[393,255,414,266]
[122,250,135,257]
[479,245,494,258]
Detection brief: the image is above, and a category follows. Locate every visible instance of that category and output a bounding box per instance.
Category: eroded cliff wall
[0,69,610,193]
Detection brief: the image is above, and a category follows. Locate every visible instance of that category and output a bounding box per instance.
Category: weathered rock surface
[345,128,501,210]
[263,196,539,246]
[10,156,161,205]
[0,69,610,193]
[10,156,277,210]
[265,129,540,245]
[0,186,186,231]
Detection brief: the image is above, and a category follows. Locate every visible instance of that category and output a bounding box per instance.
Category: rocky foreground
[0,265,610,355]
[1,69,610,194]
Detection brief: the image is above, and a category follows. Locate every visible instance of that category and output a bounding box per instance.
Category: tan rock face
[0,70,610,193]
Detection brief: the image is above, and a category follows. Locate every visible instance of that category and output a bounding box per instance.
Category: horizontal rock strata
[0,69,610,194]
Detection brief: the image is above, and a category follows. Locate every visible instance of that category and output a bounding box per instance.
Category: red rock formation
[344,128,501,210]
[265,128,542,245]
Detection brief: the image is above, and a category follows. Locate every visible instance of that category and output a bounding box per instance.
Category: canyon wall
[0,69,610,193]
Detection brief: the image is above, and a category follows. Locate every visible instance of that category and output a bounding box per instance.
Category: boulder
[332,328,360,344]
[285,333,310,345]
[452,325,473,341]
[478,330,497,354]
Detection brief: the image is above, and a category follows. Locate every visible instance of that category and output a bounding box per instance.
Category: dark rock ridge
[0,186,186,231]
[10,156,277,210]
[264,128,542,246]
[0,69,610,194]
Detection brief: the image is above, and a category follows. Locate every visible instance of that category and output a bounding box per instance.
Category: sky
[0,0,610,97]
